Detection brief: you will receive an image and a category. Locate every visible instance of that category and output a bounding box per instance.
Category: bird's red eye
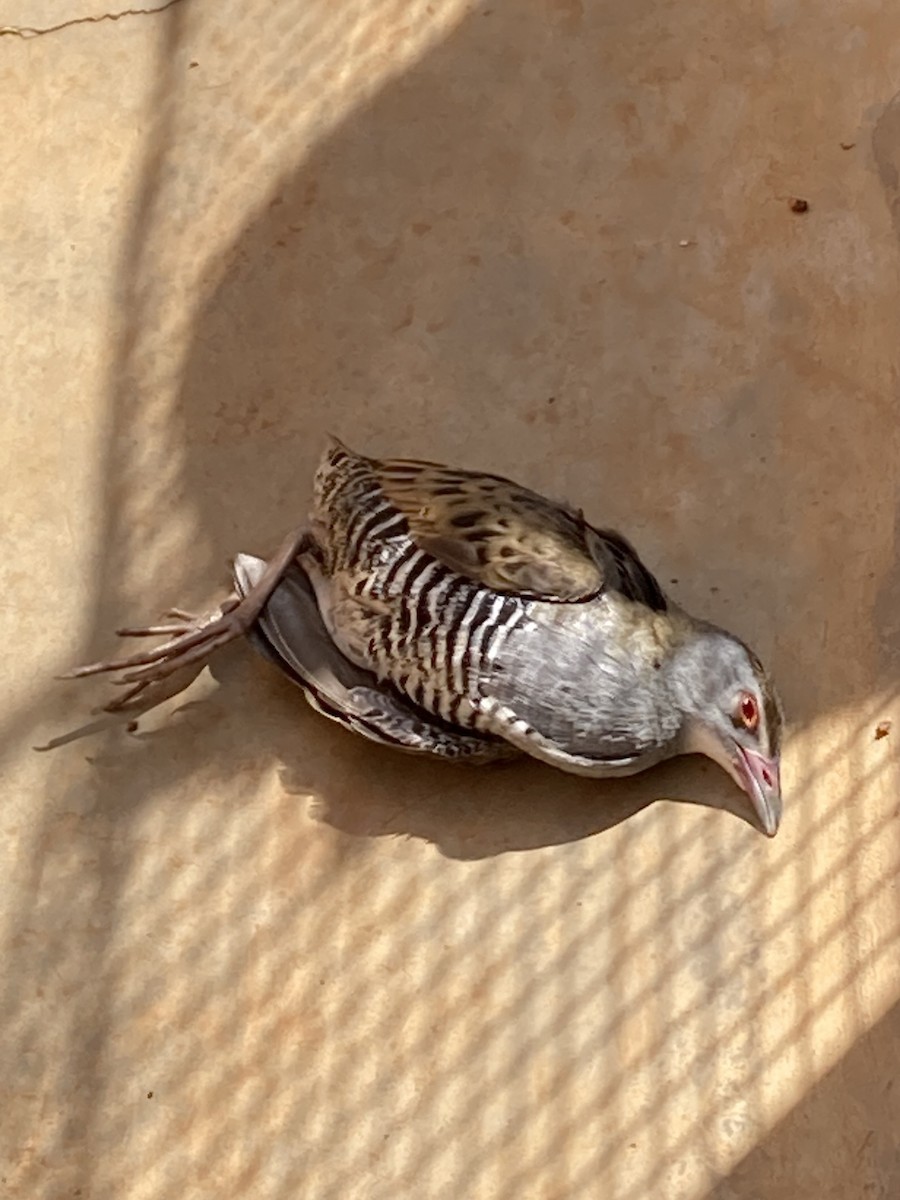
[739,692,759,731]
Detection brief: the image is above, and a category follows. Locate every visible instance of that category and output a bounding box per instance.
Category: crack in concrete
[0,0,185,40]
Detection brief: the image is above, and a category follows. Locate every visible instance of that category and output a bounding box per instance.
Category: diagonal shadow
[3,3,900,1198]
[706,999,900,1199]
[704,79,900,1200]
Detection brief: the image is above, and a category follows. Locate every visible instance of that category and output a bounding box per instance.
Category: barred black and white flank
[65,438,785,835]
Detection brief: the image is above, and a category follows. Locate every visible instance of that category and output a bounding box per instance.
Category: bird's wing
[371,453,667,609]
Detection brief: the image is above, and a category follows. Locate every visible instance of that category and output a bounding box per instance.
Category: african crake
[65,439,784,835]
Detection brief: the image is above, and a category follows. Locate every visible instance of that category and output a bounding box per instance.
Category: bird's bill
[733,745,782,837]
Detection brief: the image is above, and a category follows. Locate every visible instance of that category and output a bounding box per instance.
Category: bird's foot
[59,595,250,713]
[59,526,313,716]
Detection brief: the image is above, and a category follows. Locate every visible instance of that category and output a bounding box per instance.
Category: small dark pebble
[547,396,556,405]
[670,578,679,585]
[189,61,199,68]
[875,721,892,741]
[126,720,139,733]
[147,1091,154,1099]
[840,142,856,150]
[790,198,809,214]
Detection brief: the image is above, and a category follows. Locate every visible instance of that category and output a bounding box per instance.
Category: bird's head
[671,626,784,836]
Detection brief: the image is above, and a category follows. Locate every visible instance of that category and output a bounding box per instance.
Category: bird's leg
[60,527,313,713]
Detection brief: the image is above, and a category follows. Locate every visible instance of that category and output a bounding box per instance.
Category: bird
[63,437,784,835]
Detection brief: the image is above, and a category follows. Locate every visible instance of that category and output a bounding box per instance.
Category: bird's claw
[57,527,312,723]
[59,595,247,706]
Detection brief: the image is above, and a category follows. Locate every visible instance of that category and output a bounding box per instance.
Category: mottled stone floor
[2,1,900,1196]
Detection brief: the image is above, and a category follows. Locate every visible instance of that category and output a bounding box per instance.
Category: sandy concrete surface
[2,1,900,1196]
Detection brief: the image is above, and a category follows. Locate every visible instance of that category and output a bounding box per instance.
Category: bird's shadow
[49,640,763,861]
